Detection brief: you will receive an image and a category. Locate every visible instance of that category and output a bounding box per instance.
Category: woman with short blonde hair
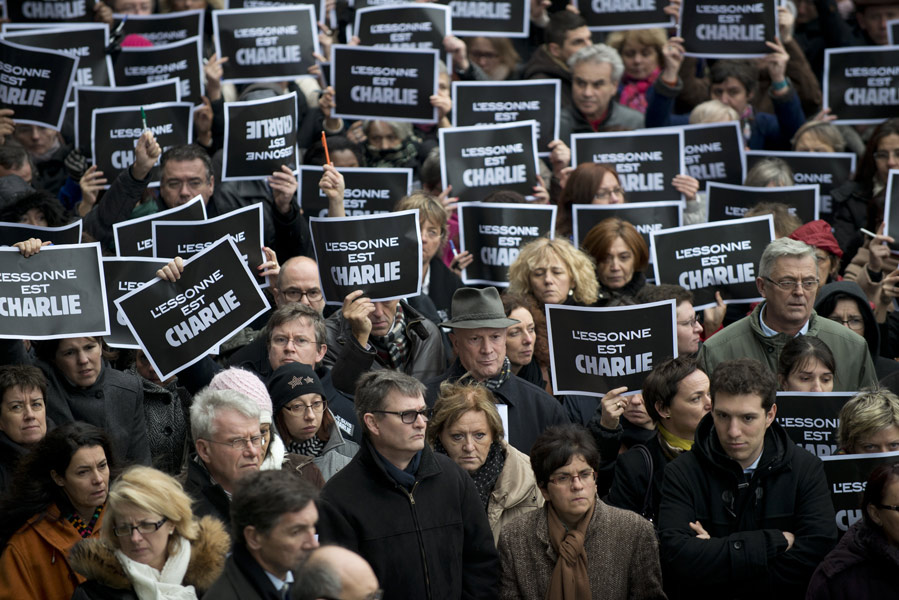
[508,237,599,307]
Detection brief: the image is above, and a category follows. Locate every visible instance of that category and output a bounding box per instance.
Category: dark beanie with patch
[267,363,325,412]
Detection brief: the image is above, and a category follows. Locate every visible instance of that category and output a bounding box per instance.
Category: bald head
[274,256,325,312]
[295,546,379,600]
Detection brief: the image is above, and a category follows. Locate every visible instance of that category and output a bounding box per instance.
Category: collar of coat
[360,435,442,488]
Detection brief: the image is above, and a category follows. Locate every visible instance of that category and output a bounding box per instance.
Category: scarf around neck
[115,536,197,600]
[434,439,505,508]
[658,423,693,453]
[618,67,660,114]
[546,499,595,600]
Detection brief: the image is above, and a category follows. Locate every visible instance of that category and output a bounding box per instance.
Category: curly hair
[507,237,598,306]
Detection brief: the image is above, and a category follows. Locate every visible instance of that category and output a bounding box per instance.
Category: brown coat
[498,499,666,600]
[488,441,543,545]
[0,504,104,600]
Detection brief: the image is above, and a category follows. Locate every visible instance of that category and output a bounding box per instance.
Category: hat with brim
[441,287,520,329]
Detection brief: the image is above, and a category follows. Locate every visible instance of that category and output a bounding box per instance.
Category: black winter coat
[657,416,837,599]
[317,439,499,600]
[607,433,671,523]
[184,458,232,533]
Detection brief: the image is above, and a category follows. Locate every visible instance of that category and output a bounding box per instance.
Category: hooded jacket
[814,281,899,381]
[657,416,837,599]
[68,516,230,600]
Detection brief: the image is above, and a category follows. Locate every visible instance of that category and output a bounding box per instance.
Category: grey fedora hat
[441,287,520,329]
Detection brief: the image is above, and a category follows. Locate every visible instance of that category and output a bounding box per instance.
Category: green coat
[697,303,876,391]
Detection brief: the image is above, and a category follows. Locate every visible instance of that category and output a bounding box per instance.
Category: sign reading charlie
[354,4,450,51]
[309,210,422,305]
[0,39,77,131]
[116,237,270,380]
[0,242,108,339]
[222,92,298,181]
[6,0,95,22]
[577,0,672,31]
[546,300,677,396]
[678,0,777,58]
[0,221,82,248]
[706,182,819,224]
[650,215,774,310]
[102,256,170,349]
[112,9,204,45]
[114,195,207,257]
[111,36,204,106]
[821,451,899,533]
[297,166,412,217]
[745,150,856,217]
[823,46,899,125]
[680,121,745,186]
[775,392,856,458]
[572,201,682,250]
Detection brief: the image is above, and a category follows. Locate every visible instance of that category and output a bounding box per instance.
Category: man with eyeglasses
[317,370,499,599]
[293,546,381,600]
[184,388,264,531]
[697,238,876,391]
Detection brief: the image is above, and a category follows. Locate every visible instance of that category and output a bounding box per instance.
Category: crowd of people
[1,0,899,598]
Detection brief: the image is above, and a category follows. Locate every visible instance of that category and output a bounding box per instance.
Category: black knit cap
[267,363,325,413]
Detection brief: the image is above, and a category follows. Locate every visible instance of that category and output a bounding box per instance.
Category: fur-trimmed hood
[69,516,230,593]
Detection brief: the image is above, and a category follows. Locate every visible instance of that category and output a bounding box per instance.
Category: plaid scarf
[483,357,512,391]
[371,305,409,369]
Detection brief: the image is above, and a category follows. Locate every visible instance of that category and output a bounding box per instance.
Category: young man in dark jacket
[657,358,837,600]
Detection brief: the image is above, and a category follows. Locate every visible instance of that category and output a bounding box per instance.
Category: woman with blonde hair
[428,382,542,543]
[508,237,598,308]
[70,465,230,599]
[465,36,522,81]
[606,28,667,114]
[838,389,899,454]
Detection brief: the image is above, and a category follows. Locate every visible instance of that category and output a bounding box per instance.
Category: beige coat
[487,441,543,545]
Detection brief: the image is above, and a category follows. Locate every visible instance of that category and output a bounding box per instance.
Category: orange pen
[321,131,331,166]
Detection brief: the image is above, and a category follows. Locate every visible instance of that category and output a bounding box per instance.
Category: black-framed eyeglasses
[548,469,596,487]
[282,288,323,303]
[594,187,624,202]
[763,277,819,291]
[677,316,700,327]
[113,517,168,537]
[202,435,265,450]
[829,317,864,331]
[371,408,433,424]
[877,504,899,513]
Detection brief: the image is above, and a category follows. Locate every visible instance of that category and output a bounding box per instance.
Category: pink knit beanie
[208,368,273,423]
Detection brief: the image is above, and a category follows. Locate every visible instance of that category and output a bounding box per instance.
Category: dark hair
[419,147,442,193]
[159,144,214,181]
[263,303,327,348]
[857,118,899,191]
[556,163,620,237]
[710,60,758,96]
[484,190,527,204]
[0,364,47,403]
[0,144,32,172]
[0,422,114,545]
[31,336,115,369]
[303,135,364,167]
[862,463,899,529]
[0,189,68,227]
[777,336,836,386]
[710,358,776,412]
[581,217,649,273]
[635,283,693,306]
[230,469,317,546]
[502,291,549,370]
[529,424,600,488]
[354,371,425,437]
[643,357,702,422]
[545,11,588,47]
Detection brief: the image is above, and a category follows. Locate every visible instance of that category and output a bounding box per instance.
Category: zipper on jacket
[401,481,432,599]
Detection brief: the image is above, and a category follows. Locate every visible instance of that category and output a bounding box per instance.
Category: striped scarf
[371,306,409,369]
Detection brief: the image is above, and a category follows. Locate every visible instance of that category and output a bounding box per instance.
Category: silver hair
[567,43,624,82]
[362,120,413,143]
[758,237,816,279]
[744,157,794,188]
[190,388,261,444]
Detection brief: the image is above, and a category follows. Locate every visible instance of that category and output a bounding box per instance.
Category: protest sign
[448,0,528,37]
[890,19,898,45]
[650,215,774,310]
[3,24,113,100]
[213,6,319,83]
[0,39,77,131]
[775,392,855,457]
[0,243,108,339]
[823,46,899,125]
[330,44,439,123]
[153,204,266,284]
[745,150,856,218]
[116,237,270,380]
[572,202,682,250]
[112,9,203,45]
[572,129,684,203]
[309,210,422,304]
[5,0,95,22]
[102,257,169,348]
[355,4,449,53]
[91,101,194,188]
[298,165,412,217]
[226,0,322,13]
[76,79,181,155]
[458,202,556,286]
[576,0,672,31]
[706,182,819,224]
[545,300,677,397]
[112,36,203,106]
[678,0,777,58]
[0,221,82,248]
[351,0,410,9]
[452,79,560,157]
[679,121,745,186]
[821,451,899,533]
[881,170,899,247]
[114,195,207,257]
[222,92,298,181]
[440,120,539,204]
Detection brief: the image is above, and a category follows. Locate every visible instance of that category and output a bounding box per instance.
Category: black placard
[91,101,194,189]
[650,215,774,310]
[226,0,321,13]
[890,19,898,45]
[222,92,298,181]
[678,0,776,58]
[0,243,108,340]
[76,80,181,155]
[823,46,899,125]
[452,79,560,158]
[309,210,422,305]
[350,0,410,9]
[355,4,450,52]
[449,0,529,37]
[745,151,856,218]
[545,300,677,397]
[458,202,557,286]
[0,220,82,247]
[102,257,169,349]
[111,36,204,107]
[330,44,439,123]
[439,120,539,204]
[706,182,819,224]
[213,6,319,84]
[112,9,203,45]
[116,237,270,380]
[775,392,855,458]
[576,0,672,31]
[881,170,899,245]
[297,165,412,217]
[0,39,77,131]
[114,195,207,257]
[679,121,745,186]
[572,130,685,203]
[821,452,899,534]
[572,201,682,250]
[5,0,96,22]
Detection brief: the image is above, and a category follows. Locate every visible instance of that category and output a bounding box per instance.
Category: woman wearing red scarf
[606,29,666,115]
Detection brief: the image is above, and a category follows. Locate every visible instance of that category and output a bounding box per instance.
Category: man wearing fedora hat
[425,287,569,454]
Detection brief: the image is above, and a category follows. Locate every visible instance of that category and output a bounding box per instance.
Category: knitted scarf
[287,436,326,457]
[434,440,505,508]
[482,357,512,391]
[370,305,409,369]
[618,67,660,114]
